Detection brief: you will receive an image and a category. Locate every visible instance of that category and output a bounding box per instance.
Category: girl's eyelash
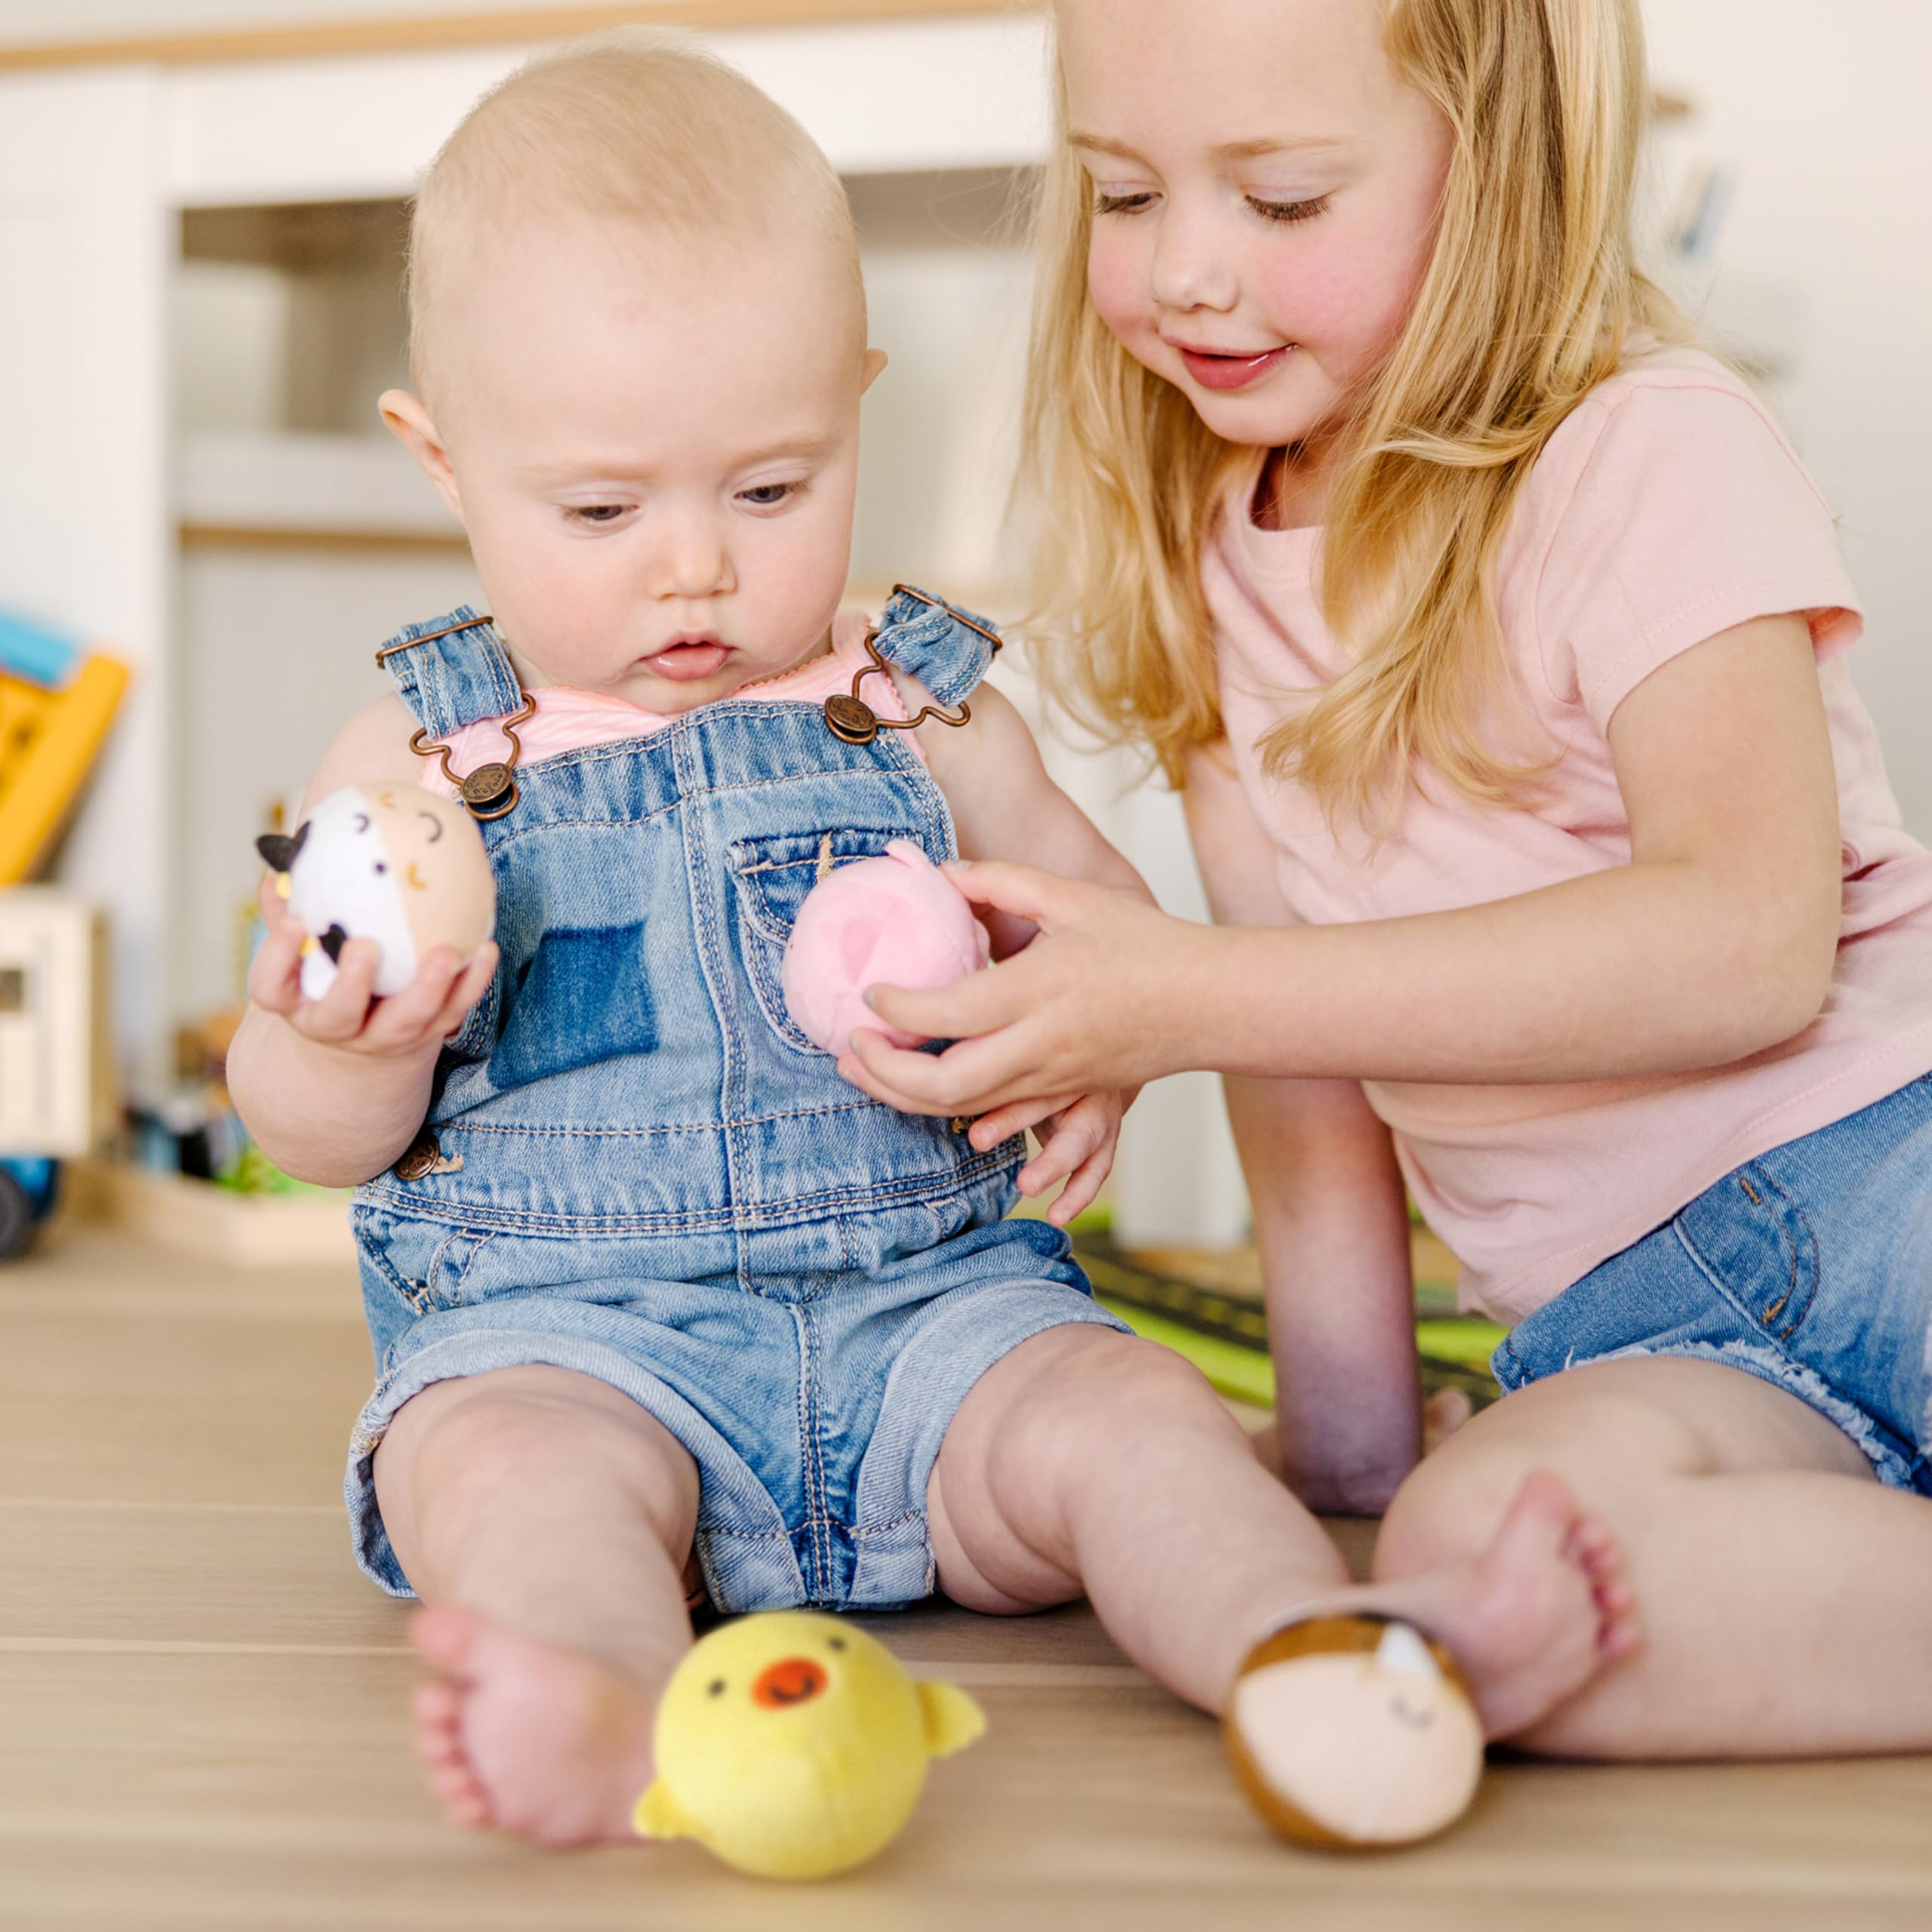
[1247,193,1331,225]
[569,505,629,525]
[1094,191,1155,217]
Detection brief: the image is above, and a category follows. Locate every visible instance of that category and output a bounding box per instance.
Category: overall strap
[374,606,526,739]
[866,586,1002,707]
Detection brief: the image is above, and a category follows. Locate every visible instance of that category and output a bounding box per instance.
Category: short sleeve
[1534,380,1863,735]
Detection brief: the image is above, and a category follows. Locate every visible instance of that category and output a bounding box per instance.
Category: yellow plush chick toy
[634,1611,985,1881]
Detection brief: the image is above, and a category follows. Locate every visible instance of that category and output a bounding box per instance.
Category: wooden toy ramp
[0,652,129,882]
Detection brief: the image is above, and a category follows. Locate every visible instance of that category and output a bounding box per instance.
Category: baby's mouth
[643,639,731,682]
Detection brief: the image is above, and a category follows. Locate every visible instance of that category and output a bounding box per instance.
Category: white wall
[1641,0,1932,837]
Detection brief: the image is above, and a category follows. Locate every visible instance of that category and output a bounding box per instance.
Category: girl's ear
[861,347,889,394]
[379,389,464,522]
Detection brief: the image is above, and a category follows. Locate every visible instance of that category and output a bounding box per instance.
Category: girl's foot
[410,1605,659,1847]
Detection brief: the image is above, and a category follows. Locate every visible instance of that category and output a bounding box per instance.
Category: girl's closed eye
[567,503,631,527]
[1094,189,1157,217]
[1247,192,1331,226]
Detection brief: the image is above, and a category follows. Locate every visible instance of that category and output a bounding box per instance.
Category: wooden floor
[5,1228,1931,1930]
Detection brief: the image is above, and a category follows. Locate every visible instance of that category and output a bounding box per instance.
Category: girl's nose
[1149,206,1240,315]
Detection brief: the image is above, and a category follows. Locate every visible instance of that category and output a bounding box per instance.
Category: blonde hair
[1019,0,1688,820]
[408,28,860,406]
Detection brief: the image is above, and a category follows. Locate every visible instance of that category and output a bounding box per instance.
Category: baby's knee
[997,1331,1234,1483]
[379,1365,697,1543]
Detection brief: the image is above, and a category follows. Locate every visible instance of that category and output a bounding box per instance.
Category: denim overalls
[343,592,1125,1611]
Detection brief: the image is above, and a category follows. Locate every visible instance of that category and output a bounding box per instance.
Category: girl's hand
[837,862,1204,1119]
[248,884,497,1060]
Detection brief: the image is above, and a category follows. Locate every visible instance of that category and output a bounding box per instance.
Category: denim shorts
[1494,1072,1932,1491]
[345,1196,1128,1614]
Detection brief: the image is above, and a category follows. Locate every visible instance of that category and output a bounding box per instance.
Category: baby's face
[396,215,874,711]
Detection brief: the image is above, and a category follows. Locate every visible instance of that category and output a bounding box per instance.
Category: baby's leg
[372,1364,700,1845]
[927,1326,1632,1735]
[1376,1354,1932,1757]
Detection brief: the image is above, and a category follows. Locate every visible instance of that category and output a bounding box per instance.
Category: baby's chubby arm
[226,697,500,1188]
[871,667,1151,1224]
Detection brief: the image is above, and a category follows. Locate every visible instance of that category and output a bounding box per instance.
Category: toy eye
[708,1679,727,1697]
[826,1637,847,1652]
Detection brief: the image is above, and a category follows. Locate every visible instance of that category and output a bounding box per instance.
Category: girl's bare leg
[372,1364,700,1844]
[928,1325,1634,1734]
[1374,1355,1932,1756]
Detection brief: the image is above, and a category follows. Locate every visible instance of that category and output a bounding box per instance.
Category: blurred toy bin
[0,890,115,1257]
[0,607,130,1257]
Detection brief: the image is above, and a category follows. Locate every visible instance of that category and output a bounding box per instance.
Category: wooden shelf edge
[181,523,471,555]
[72,1160,356,1266]
[0,0,1038,72]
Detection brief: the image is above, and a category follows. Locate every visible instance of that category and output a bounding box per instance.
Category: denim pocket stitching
[360,1232,430,1318]
[1737,1161,1820,1340]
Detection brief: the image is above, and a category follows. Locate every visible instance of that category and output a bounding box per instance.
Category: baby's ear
[379,389,464,521]
[861,347,889,395]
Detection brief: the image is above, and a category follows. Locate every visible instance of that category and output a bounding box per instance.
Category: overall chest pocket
[730,827,925,1054]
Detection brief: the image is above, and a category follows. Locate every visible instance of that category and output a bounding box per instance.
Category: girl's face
[1060,0,1452,460]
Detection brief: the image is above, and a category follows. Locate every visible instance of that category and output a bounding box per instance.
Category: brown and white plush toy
[257,785,496,1001]
[1225,1614,1484,1849]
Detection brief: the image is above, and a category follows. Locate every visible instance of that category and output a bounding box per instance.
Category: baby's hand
[965,1088,1130,1229]
[248,875,497,1059]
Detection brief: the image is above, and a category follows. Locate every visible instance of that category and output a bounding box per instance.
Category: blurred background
[0,0,1927,1256]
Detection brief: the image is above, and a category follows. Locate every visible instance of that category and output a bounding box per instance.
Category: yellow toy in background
[635,1611,985,1880]
[0,611,128,886]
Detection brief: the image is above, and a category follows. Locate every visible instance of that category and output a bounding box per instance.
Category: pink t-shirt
[417,609,918,797]
[1206,343,1932,1321]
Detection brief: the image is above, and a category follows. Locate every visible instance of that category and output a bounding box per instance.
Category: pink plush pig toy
[782,840,990,1057]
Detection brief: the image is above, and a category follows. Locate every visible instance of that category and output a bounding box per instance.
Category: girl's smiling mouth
[1172,343,1296,390]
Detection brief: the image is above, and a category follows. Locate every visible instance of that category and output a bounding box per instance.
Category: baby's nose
[752,1657,829,1709]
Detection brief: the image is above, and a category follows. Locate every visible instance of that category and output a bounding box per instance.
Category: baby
[229,31,1629,1849]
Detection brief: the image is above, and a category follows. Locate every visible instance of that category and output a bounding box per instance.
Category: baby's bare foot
[410,1606,659,1846]
[1383,1469,1640,1740]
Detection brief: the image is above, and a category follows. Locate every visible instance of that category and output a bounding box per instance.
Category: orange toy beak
[752,1657,828,1710]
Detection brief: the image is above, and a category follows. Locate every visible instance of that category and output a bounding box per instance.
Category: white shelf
[179,430,460,538]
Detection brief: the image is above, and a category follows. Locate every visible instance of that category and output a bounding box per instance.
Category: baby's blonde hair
[407,28,861,408]
[1019,0,1687,820]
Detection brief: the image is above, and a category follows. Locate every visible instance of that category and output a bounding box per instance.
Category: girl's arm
[1186,749,1420,1512]
[844,614,1843,1103]
[226,698,500,1188]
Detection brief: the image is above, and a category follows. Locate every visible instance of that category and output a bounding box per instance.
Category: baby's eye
[568,504,629,525]
[1094,190,1155,217]
[1246,193,1331,226]
[737,482,797,509]
[707,1678,727,1697]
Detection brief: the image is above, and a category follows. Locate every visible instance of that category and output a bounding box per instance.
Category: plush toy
[1224,1613,1484,1849]
[256,785,496,1001]
[782,839,989,1057]
[634,1611,986,1880]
